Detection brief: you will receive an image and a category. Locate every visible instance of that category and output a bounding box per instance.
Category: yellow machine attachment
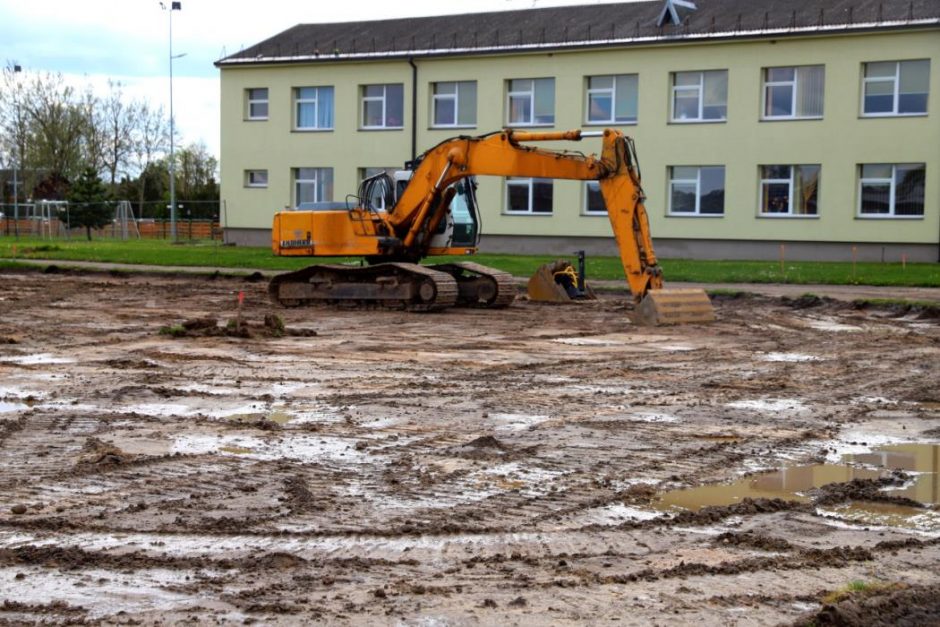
[527,253,597,303]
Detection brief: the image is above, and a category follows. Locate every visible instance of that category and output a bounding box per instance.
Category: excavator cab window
[445,178,479,247]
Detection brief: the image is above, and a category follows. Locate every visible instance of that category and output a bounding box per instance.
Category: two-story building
[215,0,940,261]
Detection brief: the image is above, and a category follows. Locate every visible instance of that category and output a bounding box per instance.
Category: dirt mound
[76,437,132,466]
[794,583,940,627]
[465,435,505,450]
[159,314,317,339]
[713,531,793,552]
[784,294,840,309]
[811,474,923,508]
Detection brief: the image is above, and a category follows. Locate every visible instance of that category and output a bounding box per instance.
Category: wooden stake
[902,253,907,270]
[237,291,245,332]
[852,246,858,280]
[779,244,785,277]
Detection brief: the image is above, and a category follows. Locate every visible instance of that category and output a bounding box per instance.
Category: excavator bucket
[527,260,597,303]
[633,289,715,326]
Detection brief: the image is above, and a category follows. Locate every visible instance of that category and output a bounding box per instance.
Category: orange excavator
[269,128,714,324]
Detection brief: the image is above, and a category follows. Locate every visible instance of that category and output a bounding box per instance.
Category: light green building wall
[219,29,940,260]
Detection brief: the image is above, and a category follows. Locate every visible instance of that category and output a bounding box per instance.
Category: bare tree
[79,85,106,177]
[129,102,169,211]
[99,80,139,189]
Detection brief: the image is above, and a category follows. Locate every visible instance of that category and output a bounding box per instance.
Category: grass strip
[0,237,938,287]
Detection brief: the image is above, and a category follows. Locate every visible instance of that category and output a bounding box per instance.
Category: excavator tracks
[428,261,517,309]
[268,262,459,312]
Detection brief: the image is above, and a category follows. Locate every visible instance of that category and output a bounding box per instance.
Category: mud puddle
[654,443,940,531]
[0,401,29,413]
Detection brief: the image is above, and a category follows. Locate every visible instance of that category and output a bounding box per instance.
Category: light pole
[164,1,182,241]
[11,64,21,238]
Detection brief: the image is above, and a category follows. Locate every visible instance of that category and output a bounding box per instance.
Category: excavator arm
[386,129,663,301]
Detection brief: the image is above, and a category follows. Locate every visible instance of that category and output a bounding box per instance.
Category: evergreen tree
[68,167,110,240]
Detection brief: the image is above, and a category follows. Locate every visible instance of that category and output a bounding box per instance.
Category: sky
[0,0,635,160]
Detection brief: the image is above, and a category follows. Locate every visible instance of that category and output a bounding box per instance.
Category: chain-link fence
[0,200,223,240]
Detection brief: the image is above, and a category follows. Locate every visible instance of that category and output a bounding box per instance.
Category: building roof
[216,0,940,67]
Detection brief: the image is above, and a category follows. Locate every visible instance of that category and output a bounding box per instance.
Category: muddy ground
[0,269,938,625]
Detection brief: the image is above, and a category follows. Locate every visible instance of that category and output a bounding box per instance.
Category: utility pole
[164,1,182,241]
[11,64,22,238]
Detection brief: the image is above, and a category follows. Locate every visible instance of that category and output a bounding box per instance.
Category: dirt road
[0,270,938,625]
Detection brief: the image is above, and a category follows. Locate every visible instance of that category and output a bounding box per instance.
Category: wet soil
[0,271,938,625]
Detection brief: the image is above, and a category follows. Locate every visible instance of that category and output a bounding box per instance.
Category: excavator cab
[392,171,481,250]
[432,178,479,248]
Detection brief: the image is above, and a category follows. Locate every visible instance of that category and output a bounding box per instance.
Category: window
[244,170,268,188]
[294,86,334,130]
[507,78,555,126]
[586,74,638,124]
[246,88,268,120]
[759,165,820,216]
[584,181,605,214]
[858,164,925,217]
[671,71,727,122]
[432,81,477,127]
[762,66,824,119]
[293,168,334,205]
[505,178,553,214]
[359,167,396,211]
[361,84,404,129]
[862,60,930,116]
[668,167,726,215]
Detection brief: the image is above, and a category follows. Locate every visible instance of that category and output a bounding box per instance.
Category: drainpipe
[408,57,418,163]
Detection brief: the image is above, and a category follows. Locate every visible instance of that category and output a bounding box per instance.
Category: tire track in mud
[0,272,938,623]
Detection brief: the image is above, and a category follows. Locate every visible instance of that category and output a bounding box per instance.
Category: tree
[18,70,87,183]
[129,102,169,213]
[68,167,110,240]
[174,142,219,218]
[100,80,139,189]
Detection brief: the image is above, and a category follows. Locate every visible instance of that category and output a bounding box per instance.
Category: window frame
[670,70,727,123]
[294,86,334,131]
[861,60,930,118]
[758,164,820,218]
[506,78,555,127]
[666,166,726,217]
[583,181,607,216]
[293,167,333,206]
[244,169,268,188]
[246,88,269,121]
[761,65,825,121]
[857,163,926,219]
[360,84,404,130]
[585,74,639,125]
[504,177,553,215]
[431,81,477,129]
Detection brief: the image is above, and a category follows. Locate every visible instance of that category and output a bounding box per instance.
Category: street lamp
[11,63,21,238]
[163,1,182,241]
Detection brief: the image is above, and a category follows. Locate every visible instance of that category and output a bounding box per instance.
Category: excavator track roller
[633,289,715,326]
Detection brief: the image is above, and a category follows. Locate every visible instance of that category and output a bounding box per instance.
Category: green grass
[0,236,938,287]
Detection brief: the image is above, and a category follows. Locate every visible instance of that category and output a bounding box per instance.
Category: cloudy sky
[0,0,631,158]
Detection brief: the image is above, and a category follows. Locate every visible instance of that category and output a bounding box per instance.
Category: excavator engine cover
[633,289,715,326]
[527,260,597,303]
